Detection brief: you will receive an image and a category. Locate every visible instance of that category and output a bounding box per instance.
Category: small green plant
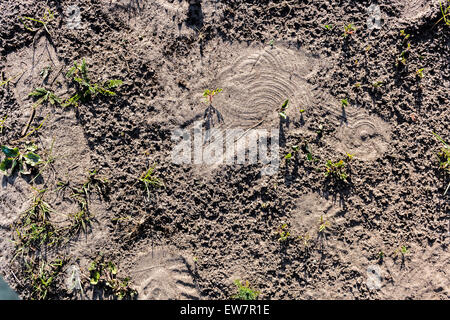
[395,245,409,257]
[277,224,290,242]
[432,132,450,195]
[372,81,384,88]
[24,257,65,300]
[436,0,450,26]
[342,23,356,37]
[69,206,92,234]
[378,250,385,263]
[139,166,163,200]
[318,215,330,233]
[341,98,349,108]
[232,280,259,300]
[63,59,123,107]
[284,145,299,161]
[13,195,60,258]
[29,88,61,107]
[40,66,51,81]
[324,24,333,30]
[396,30,411,67]
[279,99,289,119]
[324,154,352,183]
[303,142,317,162]
[88,255,137,300]
[0,144,42,176]
[19,8,55,34]
[203,88,223,104]
[416,68,424,79]
[298,233,311,249]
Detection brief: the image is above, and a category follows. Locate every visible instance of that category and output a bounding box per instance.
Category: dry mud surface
[0,0,449,299]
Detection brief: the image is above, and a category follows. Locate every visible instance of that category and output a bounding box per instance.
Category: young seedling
[40,66,51,82]
[435,0,450,27]
[63,59,123,107]
[88,255,137,300]
[395,245,410,260]
[303,142,316,162]
[378,250,385,263]
[432,132,450,195]
[372,81,384,88]
[203,88,222,104]
[396,30,411,67]
[19,8,55,34]
[138,166,163,200]
[284,145,300,162]
[416,68,424,79]
[324,154,352,183]
[232,280,259,300]
[318,215,330,233]
[203,88,224,133]
[298,233,311,249]
[279,99,289,119]
[324,24,333,30]
[0,143,42,176]
[342,24,356,37]
[13,195,60,258]
[29,88,61,107]
[277,224,290,242]
[23,257,65,300]
[341,98,349,108]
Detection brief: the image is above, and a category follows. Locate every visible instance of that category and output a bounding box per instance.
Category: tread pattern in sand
[214,45,320,129]
[292,193,339,236]
[334,111,390,161]
[311,87,392,161]
[131,248,200,300]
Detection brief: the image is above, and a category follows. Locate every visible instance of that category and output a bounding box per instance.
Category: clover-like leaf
[1,146,19,158]
[0,158,13,172]
[90,270,100,285]
[23,152,41,166]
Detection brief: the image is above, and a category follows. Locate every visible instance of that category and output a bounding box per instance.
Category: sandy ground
[0,0,449,299]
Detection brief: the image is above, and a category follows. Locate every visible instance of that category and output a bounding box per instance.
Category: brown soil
[0,0,449,300]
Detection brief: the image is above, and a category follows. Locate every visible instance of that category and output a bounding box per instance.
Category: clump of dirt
[0,0,448,300]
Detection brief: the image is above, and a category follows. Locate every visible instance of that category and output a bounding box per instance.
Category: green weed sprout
[232,280,259,300]
[24,258,65,300]
[29,88,61,107]
[139,166,164,200]
[63,59,123,107]
[342,24,356,37]
[284,145,299,161]
[277,224,290,242]
[279,99,289,119]
[88,256,137,300]
[436,0,450,26]
[19,8,55,34]
[203,88,222,104]
[298,233,311,249]
[415,68,425,79]
[13,195,59,258]
[341,98,349,108]
[324,155,352,183]
[0,144,41,176]
[318,215,330,233]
